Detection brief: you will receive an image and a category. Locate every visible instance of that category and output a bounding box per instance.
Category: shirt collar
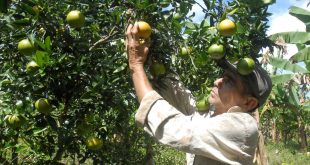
[227,106,244,113]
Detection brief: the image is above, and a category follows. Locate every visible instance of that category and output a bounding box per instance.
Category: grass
[266,141,310,165]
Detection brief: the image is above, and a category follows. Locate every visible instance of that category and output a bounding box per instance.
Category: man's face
[208,70,249,114]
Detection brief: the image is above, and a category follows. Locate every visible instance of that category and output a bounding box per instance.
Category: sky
[267,0,309,35]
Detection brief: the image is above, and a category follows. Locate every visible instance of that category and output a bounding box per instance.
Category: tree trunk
[11,134,18,165]
[145,143,155,165]
[298,117,308,151]
[271,118,277,142]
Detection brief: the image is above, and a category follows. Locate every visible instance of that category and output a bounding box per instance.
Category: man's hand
[125,22,150,71]
[125,22,153,102]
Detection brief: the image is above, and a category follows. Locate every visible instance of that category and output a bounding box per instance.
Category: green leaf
[305,60,310,71]
[228,8,239,16]
[0,0,9,13]
[303,105,310,112]
[45,36,52,53]
[269,32,310,44]
[20,2,36,15]
[12,18,32,26]
[289,47,310,63]
[287,84,300,106]
[33,51,50,67]
[113,63,127,73]
[271,74,293,84]
[185,21,196,30]
[33,127,48,135]
[269,57,309,73]
[35,39,46,50]
[289,6,310,25]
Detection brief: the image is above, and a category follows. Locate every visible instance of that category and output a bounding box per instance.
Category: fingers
[126,24,133,36]
[125,22,150,49]
[126,22,139,40]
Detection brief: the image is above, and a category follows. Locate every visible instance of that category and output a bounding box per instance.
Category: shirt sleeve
[135,91,258,164]
[152,73,197,115]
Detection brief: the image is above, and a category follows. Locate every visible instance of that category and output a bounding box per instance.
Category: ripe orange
[66,10,85,28]
[207,44,225,60]
[137,21,151,39]
[218,19,236,36]
[18,39,35,55]
[237,57,255,75]
[35,98,52,114]
[86,136,103,150]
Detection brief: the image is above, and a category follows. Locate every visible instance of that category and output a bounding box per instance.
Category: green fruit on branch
[137,21,152,39]
[180,47,191,56]
[66,10,85,28]
[237,57,255,75]
[26,61,39,73]
[196,96,209,111]
[5,114,25,129]
[86,136,103,150]
[173,12,181,20]
[18,39,36,55]
[35,98,52,114]
[151,63,166,76]
[218,19,236,37]
[207,44,225,60]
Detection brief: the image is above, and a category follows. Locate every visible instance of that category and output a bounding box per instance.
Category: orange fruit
[6,114,25,129]
[151,63,166,76]
[66,10,85,28]
[196,96,209,111]
[35,98,52,114]
[237,57,255,75]
[18,39,35,55]
[86,136,103,150]
[137,21,151,39]
[218,19,237,36]
[207,44,225,60]
[26,61,39,73]
[180,47,191,56]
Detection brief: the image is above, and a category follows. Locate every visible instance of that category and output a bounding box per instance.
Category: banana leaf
[289,47,310,63]
[269,32,310,44]
[269,57,309,73]
[289,6,310,24]
[271,74,293,85]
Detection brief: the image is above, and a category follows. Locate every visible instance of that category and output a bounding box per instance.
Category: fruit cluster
[17,10,86,74]
[208,19,255,76]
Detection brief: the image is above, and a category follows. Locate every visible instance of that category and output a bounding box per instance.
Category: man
[126,22,272,165]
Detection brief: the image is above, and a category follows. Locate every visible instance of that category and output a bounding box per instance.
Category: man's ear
[244,96,258,112]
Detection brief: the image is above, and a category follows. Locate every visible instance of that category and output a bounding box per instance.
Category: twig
[89,26,118,51]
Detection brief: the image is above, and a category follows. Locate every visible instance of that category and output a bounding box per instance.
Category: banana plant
[266,6,310,150]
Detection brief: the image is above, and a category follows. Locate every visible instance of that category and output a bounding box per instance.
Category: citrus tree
[0,0,275,164]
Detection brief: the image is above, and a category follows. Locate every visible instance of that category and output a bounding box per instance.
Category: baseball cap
[217,58,272,108]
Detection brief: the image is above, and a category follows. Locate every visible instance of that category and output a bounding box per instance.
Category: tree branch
[89,26,118,51]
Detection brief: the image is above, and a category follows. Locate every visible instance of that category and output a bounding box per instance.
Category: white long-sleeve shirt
[135,75,258,165]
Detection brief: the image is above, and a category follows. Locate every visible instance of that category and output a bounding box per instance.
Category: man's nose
[214,78,223,87]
